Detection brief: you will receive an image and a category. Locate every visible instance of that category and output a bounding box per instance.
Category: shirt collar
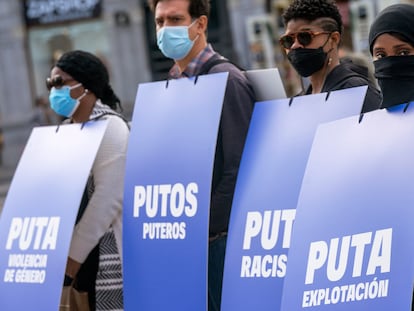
[169,44,216,79]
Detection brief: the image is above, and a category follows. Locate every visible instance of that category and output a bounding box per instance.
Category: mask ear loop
[77,89,88,101]
[188,22,200,76]
[70,89,89,122]
[77,89,92,130]
[69,83,83,90]
[192,34,200,44]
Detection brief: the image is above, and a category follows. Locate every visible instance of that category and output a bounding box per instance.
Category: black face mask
[287,47,328,77]
[374,55,414,108]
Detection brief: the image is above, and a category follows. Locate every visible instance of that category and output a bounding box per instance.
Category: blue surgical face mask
[156,19,199,60]
[49,83,86,117]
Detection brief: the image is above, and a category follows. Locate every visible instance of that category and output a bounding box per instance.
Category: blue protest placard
[123,73,228,310]
[221,86,368,311]
[280,104,414,310]
[0,120,108,310]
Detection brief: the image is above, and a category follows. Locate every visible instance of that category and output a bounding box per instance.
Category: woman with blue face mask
[48,79,86,119]
[47,50,129,310]
[369,3,414,109]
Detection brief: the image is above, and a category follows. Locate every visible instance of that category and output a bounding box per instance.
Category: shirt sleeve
[68,116,129,263]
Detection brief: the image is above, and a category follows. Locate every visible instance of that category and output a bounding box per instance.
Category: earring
[328,57,332,66]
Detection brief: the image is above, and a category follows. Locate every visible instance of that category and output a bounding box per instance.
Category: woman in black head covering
[371,8,414,309]
[47,50,129,310]
[369,3,414,108]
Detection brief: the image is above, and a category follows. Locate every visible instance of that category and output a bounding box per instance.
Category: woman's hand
[65,257,81,279]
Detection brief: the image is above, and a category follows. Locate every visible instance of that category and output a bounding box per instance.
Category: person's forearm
[65,256,81,279]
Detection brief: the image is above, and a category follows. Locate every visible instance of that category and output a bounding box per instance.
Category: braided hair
[55,50,122,111]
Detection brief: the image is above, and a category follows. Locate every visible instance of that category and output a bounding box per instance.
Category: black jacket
[304,59,382,113]
[198,54,256,235]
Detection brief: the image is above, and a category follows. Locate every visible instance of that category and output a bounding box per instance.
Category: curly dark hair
[147,0,210,18]
[282,0,343,34]
[56,50,121,111]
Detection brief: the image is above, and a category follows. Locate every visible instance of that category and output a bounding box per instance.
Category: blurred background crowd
[0,0,413,208]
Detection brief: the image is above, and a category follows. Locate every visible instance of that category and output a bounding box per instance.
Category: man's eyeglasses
[279,31,331,49]
[46,75,73,90]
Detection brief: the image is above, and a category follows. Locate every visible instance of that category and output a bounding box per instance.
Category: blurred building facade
[0,0,411,170]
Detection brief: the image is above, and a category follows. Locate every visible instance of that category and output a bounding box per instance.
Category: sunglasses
[46,75,74,91]
[279,31,331,49]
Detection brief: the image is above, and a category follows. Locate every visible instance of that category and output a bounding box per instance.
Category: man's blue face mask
[156,19,199,60]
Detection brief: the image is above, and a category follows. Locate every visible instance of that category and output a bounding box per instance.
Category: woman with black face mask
[369,3,414,109]
[281,0,381,113]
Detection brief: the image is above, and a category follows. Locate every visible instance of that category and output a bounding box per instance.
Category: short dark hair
[148,0,210,18]
[282,0,343,34]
